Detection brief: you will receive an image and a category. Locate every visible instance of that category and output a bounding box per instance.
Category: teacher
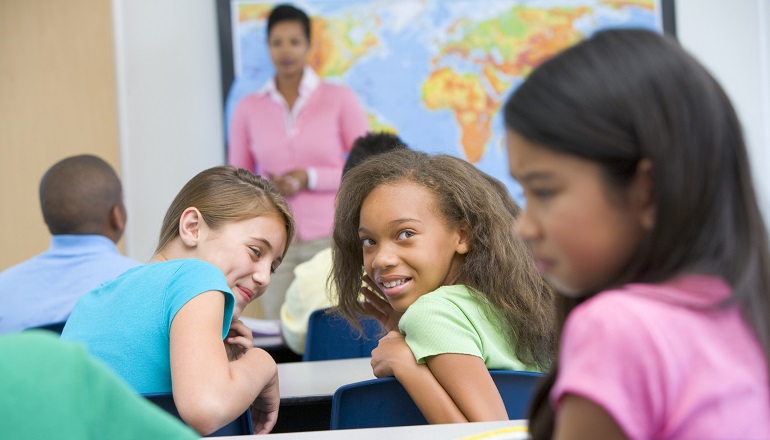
[228,3,369,320]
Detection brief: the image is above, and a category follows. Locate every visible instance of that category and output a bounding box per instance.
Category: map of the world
[225,0,664,203]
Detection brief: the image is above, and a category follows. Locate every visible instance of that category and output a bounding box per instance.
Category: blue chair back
[143,393,253,436]
[302,308,381,361]
[493,370,543,419]
[330,370,542,430]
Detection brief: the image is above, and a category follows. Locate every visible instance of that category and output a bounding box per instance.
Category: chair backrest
[143,393,253,436]
[492,370,542,419]
[302,308,381,361]
[330,370,542,430]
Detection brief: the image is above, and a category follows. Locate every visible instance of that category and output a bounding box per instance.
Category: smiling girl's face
[195,215,287,318]
[358,181,468,312]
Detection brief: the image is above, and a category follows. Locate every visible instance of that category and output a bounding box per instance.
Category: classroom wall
[112,0,225,262]
[676,0,770,219]
[0,0,122,270]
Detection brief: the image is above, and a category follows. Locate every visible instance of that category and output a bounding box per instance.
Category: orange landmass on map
[482,65,509,96]
[600,0,654,10]
[424,8,592,162]
[307,19,378,77]
[496,8,589,77]
[423,68,496,163]
[238,4,272,23]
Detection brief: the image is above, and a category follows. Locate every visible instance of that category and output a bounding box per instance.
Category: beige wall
[0,0,121,269]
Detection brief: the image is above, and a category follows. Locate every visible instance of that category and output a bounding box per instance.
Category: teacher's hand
[270,170,308,197]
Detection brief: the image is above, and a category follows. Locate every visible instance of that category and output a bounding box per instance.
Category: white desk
[271,357,377,432]
[216,420,528,439]
[252,334,284,348]
[278,357,375,402]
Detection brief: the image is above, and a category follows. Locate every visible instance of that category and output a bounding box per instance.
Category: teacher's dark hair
[267,4,311,43]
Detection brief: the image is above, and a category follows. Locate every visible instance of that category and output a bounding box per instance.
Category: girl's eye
[526,187,555,200]
[361,238,375,247]
[397,230,415,240]
[250,247,261,258]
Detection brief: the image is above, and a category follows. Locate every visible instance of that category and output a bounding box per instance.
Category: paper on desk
[240,317,281,336]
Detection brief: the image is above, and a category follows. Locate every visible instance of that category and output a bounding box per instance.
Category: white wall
[112,1,770,261]
[676,0,770,217]
[112,0,225,262]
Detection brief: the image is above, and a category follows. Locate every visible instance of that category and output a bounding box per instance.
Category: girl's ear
[633,159,656,231]
[178,207,204,248]
[456,223,471,255]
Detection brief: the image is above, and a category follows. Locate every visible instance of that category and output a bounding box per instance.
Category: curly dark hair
[331,149,557,370]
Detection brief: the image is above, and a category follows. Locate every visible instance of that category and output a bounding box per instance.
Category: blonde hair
[156,166,295,256]
[331,150,556,369]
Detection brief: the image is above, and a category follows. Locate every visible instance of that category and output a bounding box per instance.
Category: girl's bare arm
[169,291,279,435]
[427,353,509,422]
[372,331,467,423]
[554,394,628,440]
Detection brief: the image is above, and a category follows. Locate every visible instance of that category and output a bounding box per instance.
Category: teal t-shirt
[0,331,198,439]
[62,259,234,393]
[398,284,532,371]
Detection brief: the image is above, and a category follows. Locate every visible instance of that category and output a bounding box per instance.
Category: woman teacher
[228,4,369,319]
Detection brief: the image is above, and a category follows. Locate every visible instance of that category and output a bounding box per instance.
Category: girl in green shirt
[332,149,556,423]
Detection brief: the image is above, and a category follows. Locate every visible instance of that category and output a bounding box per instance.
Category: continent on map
[307,17,379,78]
[423,7,591,162]
[423,68,494,163]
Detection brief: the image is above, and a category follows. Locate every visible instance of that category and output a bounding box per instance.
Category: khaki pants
[241,236,331,320]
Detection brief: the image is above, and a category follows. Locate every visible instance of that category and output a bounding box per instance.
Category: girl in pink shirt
[505,29,770,439]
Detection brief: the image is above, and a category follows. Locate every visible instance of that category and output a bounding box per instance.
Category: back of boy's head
[342,132,408,177]
[332,149,555,368]
[39,155,123,236]
[267,4,311,42]
[155,166,295,257]
[505,28,768,293]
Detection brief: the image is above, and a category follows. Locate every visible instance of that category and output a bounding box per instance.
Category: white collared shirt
[257,66,321,188]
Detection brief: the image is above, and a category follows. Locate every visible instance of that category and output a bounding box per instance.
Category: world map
[225,0,663,203]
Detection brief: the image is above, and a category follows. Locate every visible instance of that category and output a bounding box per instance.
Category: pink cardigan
[228,82,369,241]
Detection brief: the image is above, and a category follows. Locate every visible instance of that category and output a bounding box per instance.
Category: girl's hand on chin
[361,273,403,333]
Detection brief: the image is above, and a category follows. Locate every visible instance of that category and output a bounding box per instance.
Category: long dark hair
[504,29,770,439]
[332,149,556,370]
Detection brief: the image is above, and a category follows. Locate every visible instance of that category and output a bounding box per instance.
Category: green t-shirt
[0,331,198,439]
[398,284,533,371]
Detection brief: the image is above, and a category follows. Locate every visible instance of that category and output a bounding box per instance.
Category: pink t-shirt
[552,275,770,440]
